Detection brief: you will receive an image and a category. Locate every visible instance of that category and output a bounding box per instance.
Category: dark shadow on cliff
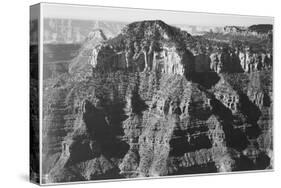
[83,100,130,159]
[233,149,271,171]
[191,72,220,89]
[210,98,249,151]
[255,152,271,170]
[239,93,261,139]
[227,54,244,73]
[169,127,212,157]
[234,155,255,171]
[131,88,149,115]
[263,93,271,107]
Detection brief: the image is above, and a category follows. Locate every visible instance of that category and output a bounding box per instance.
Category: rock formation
[68,29,107,79]
[209,47,272,74]
[88,21,195,79]
[42,20,273,183]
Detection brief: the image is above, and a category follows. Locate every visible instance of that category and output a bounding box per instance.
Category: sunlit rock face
[90,20,195,78]
[210,48,272,74]
[42,20,273,183]
[68,29,107,79]
[238,51,272,73]
[209,50,241,73]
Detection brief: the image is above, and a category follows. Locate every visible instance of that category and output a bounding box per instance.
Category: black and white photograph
[28,3,275,185]
[2,0,281,187]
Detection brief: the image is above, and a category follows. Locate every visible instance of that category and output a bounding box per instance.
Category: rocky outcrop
[238,51,272,73]
[210,48,272,74]
[90,20,194,79]
[68,29,107,79]
[42,69,272,183]
[42,20,273,183]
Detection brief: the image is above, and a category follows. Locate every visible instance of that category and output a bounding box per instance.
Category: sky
[40,3,273,27]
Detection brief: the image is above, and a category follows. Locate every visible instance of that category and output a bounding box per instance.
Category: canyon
[42,20,273,183]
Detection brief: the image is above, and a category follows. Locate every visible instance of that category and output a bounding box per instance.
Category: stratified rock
[91,20,195,79]
[68,29,107,79]
[42,20,273,183]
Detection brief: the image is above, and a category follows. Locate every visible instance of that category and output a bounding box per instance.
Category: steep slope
[90,20,195,79]
[68,29,107,79]
[42,20,273,183]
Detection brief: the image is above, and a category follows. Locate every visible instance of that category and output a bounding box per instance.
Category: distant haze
[41,3,273,27]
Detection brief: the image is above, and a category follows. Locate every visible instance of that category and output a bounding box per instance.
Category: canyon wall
[42,20,273,183]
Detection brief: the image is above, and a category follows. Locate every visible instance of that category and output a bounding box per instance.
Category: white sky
[41,3,273,27]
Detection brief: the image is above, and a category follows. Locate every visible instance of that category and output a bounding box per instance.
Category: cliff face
[68,29,107,79]
[42,20,273,183]
[210,49,272,74]
[88,20,194,79]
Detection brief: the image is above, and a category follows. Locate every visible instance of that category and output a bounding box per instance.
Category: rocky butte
[42,20,273,183]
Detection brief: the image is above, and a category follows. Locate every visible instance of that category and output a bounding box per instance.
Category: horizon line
[38,3,274,27]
